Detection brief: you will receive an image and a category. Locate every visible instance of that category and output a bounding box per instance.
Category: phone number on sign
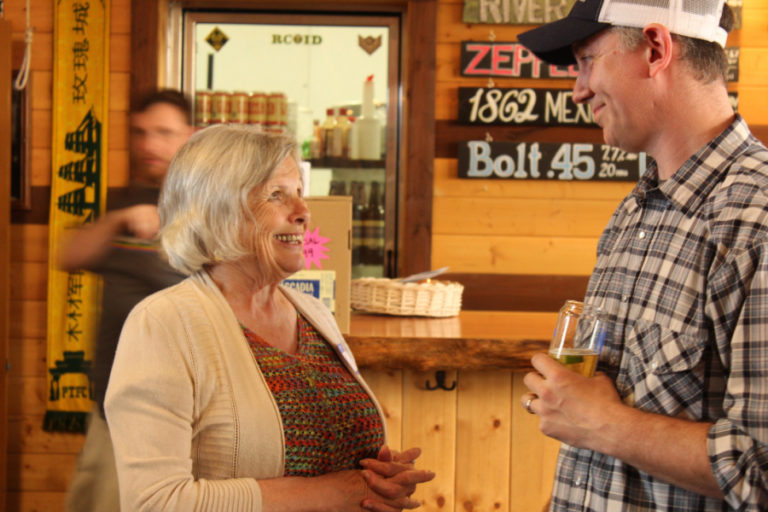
[457,141,646,181]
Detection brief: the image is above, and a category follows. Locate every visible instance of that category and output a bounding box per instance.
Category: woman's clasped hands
[312,445,435,512]
[359,446,435,511]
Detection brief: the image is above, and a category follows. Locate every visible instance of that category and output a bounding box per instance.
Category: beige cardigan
[104,271,385,512]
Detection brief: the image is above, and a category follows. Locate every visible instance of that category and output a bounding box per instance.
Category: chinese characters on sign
[46,0,109,432]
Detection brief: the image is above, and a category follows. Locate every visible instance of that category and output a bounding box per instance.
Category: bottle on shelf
[362,181,386,266]
[336,109,352,159]
[348,115,359,160]
[328,180,347,196]
[350,181,367,266]
[310,119,323,159]
[321,107,341,159]
[356,75,382,160]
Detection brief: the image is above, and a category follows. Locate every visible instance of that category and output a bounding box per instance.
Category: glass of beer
[548,300,606,377]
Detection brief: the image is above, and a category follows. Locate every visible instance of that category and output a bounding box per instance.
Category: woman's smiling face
[245,156,310,281]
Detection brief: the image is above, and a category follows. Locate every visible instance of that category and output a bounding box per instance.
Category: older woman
[104,125,434,511]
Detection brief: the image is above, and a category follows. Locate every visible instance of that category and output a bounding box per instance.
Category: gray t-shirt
[88,186,184,412]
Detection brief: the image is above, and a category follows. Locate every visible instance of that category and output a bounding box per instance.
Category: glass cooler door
[182,12,401,279]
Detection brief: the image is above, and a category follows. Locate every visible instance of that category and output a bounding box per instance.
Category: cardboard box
[282,270,336,314]
[282,196,352,333]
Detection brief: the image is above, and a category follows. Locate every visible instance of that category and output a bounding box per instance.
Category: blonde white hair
[159,124,300,275]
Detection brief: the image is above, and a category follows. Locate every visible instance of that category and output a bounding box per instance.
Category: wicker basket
[351,278,464,317]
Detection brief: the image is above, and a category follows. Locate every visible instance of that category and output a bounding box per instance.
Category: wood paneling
[9,377,47,417]
[8,339,47,379]
[9,301,45,340]
[432,234,599,275]
[740,7,768,47]
[110,35,131,73]
[29,148,51,187]
[28,110,50,150]
[362,368,557,511]
[1,17,12,507]
[434,196,617,237]
[7,417,84,454]
[400,0,437,276]
[29,71,52,111]
[360,369,403,450]
[510,373,560,510]
[455,371,512,511]
[9,262,46,302]
[109,72,131,111]
[110,0,132,35]
[445,273,589,311]
[7,454,77,492]
[402,370,457,511]
[10,225,48,263]
[3,0,54,34]
[6,491,67,512]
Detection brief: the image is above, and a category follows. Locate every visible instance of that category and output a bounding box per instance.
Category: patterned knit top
[242,314,384,476]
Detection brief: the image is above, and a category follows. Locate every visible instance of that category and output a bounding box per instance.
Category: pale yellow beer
[548,348,599,377]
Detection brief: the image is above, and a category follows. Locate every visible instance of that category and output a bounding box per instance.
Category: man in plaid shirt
[517,0,768,510]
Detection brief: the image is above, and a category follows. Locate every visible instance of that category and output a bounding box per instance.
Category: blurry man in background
[518,0,768,509]
[62,89,194,511]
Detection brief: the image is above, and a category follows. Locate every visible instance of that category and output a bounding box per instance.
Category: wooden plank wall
[3,0,768,510]
[432,0,768,279]
[5,0,131,510]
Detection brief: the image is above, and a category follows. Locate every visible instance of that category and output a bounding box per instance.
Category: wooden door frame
[130,0,435,277]
[0,18,12,507]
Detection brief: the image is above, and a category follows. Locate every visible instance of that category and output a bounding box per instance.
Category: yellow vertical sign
[45,0,110,432]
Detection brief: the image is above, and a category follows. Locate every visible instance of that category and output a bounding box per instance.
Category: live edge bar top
[345,311,556,372]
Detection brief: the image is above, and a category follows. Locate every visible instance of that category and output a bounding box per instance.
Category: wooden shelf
[308,157,385,169]
[345,310,555,372]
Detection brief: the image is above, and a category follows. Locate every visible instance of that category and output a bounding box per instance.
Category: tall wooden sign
[45,0,110,432]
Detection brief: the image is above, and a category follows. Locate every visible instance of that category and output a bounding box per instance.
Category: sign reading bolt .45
[458,141,645,182]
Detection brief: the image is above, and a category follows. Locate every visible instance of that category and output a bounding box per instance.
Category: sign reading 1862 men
[459,87,595,126]
[45,0,110,432]
[461,42,577,78]
[463,0,576,24]
[458,141,645,182]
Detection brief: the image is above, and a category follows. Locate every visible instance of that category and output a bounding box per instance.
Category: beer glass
[548,300,606,377]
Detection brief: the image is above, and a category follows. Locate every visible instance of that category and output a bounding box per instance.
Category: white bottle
[356,75,382,160]
[349,116,359,160]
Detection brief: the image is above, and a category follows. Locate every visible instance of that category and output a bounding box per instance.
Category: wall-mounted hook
[425,370,457,391]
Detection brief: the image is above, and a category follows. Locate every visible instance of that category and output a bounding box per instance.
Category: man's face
[130,103,193,185]
[572,30,651,153]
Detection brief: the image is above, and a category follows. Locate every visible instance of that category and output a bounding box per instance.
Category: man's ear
[642,23,674,77]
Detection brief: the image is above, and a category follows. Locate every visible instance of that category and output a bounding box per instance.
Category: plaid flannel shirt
[551,115,768,511]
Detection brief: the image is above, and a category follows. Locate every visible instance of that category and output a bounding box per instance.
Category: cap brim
[517,18,610,66]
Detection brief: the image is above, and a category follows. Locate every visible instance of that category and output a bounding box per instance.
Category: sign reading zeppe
[461,41,578,78]
[458,141,645,182]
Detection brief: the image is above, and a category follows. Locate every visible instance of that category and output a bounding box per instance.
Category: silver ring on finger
[524,396,536,414]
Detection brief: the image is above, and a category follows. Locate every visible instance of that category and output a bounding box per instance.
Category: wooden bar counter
[343,310,561,512]
[345,310,557,371]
